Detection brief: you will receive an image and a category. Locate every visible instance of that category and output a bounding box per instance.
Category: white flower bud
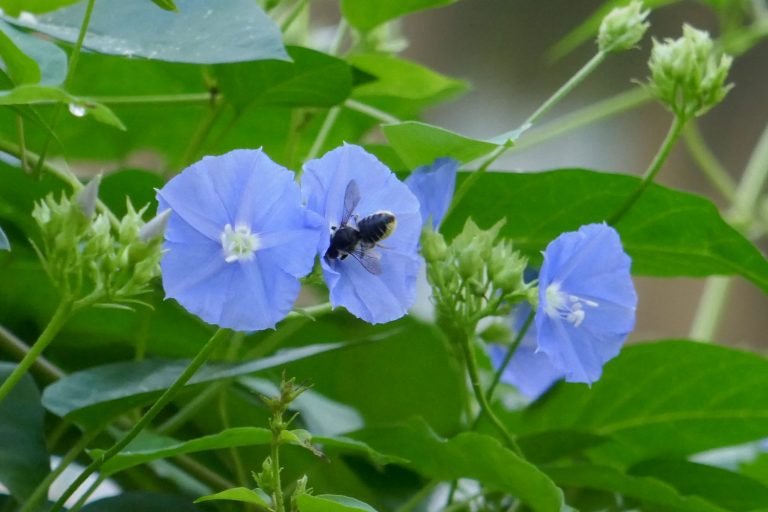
[76,174,102,218]
[598,0,650,53]
[139,209,171,243]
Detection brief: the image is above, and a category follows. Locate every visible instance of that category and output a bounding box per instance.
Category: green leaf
[0,0,79,16]
[0,84,124,129]
[352,419,564,512]
[3,0,288,64]
[544,463,728,512]
[383,121,505,168]
[91,426,401,477]
[349,54,466,103]
[93,427,272,476]
[630,459,768,511]
[42,341,352,428]
[296,494,377,512]
[442,169,768,292]
[340,0,457,32]
[195,487,271,507]
[510,341,768,466]
[0,19,65,85]
[0,363,50,502]
[215,46,353,110]
[150,0,178,11]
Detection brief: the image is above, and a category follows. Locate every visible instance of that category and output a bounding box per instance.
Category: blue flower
[302,144,421,324]
[488,304,564,400]
[0,226,9,251]
[157,149,321,331]
[536,223,637,384]
[404,157,458,230]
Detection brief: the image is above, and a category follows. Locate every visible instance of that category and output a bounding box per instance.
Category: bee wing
[349,248,382,275]
[341,179,361,225]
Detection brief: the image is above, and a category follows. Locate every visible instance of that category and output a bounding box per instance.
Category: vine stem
[33,0,97,177]
[445,51,608,224]
[20,429,101,512]
[49,328,232,512]
[271,433,286,512]
[458,329,522,456]
[608,115,687,224]
[683,120,736,202]
[0,299,72,404]
[690,120,768,340]
[470,311,535,430]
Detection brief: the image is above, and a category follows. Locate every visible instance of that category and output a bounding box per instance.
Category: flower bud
[457,241,484,280]
[598,0,650,53]
[421,228,448,263]
[479,321,513,343]
[76,174,102,218]
[648,24,732,119]
[139,209,171,243]
[253,457,275,493]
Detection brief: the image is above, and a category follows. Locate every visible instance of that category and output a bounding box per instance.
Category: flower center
[221,224,260,263]
[544,282,599,327]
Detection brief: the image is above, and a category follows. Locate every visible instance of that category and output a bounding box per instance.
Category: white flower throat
[221,224,261,263]
[544,282,599,327]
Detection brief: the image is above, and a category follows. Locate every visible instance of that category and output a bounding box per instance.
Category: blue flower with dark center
[405,157,458,230]
[488,304,564,400]
[302,144,421,324]
[536,223,637,384]
[157,149,321,331]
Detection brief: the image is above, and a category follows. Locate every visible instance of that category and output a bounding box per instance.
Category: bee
[325,179,397,275]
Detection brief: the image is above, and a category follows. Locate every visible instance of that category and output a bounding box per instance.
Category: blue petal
[157,149,319,331]
[405,157,458,230]
[303,144,421,324]
[536,223,637,384]
[0,226,9,251]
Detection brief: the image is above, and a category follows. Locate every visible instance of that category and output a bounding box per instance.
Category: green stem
[344,99,401,125]
[683,120,736,202]
[89,93,211,105]
[157,381,226,434]
[0,300,72,404]
[446,51,608,224]
[328,18,347,56]
[608,115,687,224]
[285,302,333,320]
[33,0,97,177]
[689,120,768,340]
[0,323,65,382]
[475,311,534,424]
[20,429,101,512]
[271,435,286,512]
[307,106,340,161]
[49,328,232,512]
[172,98,225,176]
[65,0,96,90]
[511,87,652,153]
[523,51,607,129]
[279,0,308,32]
[458,329,522,456]
[67,475,104,512]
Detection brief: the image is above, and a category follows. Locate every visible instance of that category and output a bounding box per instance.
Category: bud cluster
[422,219,529,333]
[32,176,169,308]
[647,24,733,119]
[598,0,650,54]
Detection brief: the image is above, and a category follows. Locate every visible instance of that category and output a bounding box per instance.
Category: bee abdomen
[358,211,397,244]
